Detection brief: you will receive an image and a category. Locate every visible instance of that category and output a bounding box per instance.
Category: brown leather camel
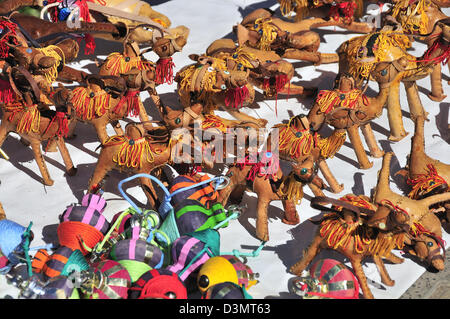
[396,115,449,230]
[308,58,408,172]
[0,0,172,29]
[387,0,450,101]
[205,38,316,99]
[338,19,450,142]
[218,115,327,241]
[67,69,156,144]
[277,0,375,33]
[86,121,219,208]
[0,67,76,186]
[98,26,188,117]
[234,8,340,65]
[289,194,411,299]
[175,54,268,128]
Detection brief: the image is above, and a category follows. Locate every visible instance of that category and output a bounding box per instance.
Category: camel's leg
[0,202,5,220]
[346,125,373,169]
[138,99,150,123]
[318,159,344,193]
[56,136,77,176]
[404,81,428,122]
[360,122,384,158]
[225,109,268,128]
[373,152,394,203]
[289,234,323,275]
[93,121,110,145]
[87,154,113,192]
[276,83,317,97]
[308,182,325,197]
[139,176,158,209]
[349,256,374,299]
[282,48,321,64]
[428,64,447,102]
[337,21,376,34]
[282,199,300,225]
[30,139,54,186]
[385,252,404,264]
[0,125,10,147]
[373,255,395,286]
[387,81,408,141]
[66,119,78,139]
[255,196,271,242]
[45,138,58,153]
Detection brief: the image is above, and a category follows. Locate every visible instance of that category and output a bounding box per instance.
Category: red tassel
[84,34,96,55]
[113,90,140,117]
[155,57,175,84]
[0,79,16,104]
[224,85,249,109]
[0,20,19,59]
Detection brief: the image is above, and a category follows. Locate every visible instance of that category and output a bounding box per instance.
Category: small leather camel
[0,66,76,186]
[67,69,155,144]
[289,195,411,299]
[175,54,267,128]
[218,115,327,241]
[205,38,316,99]
[234,8,340,65]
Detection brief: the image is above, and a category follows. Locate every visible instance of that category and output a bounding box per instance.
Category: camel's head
[178,54,252,104]
[6,44,59,77]
[125,24,189,55]
[51,83,73,114]
[405,216,446,272]
[122,68,156,92]
[369,57,409,87]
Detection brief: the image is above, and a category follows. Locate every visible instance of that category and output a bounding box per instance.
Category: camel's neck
[366,84,390,118]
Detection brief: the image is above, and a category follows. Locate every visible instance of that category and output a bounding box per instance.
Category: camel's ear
[189,54,200,62]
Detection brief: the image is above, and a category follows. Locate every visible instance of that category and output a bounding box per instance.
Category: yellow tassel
[317,130,347,159]
[392,0,430,35]
[37,45,65,84]
[103,52,152,75]
[177,58,227,108]
[249,18,278,51]
[348,31,413,80]
[201,114,228,133]
[275,120,314,159]
[231,46,258,69]
[71,87,111,121]
[112,137,156,169]
[279,0,309,19]
[279,174,304,204]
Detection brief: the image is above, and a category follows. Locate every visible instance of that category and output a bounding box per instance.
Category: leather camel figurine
[67,68,156,144]
[234,8,340,65]
[0,66,76,186]
[98,25,188,117]
[205,38,317,101]
[372,152,450,270]
[0,0,172,28]
[307,58,407,174]
[217,114,327,241]
[86,121,218,208]
[277,0,375,33]
[337,21,450,142]
[175,54,268,128]
[387,0,450,101]
[397,115,450,229]
[289,194,411,299]
[3,10,187,54]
